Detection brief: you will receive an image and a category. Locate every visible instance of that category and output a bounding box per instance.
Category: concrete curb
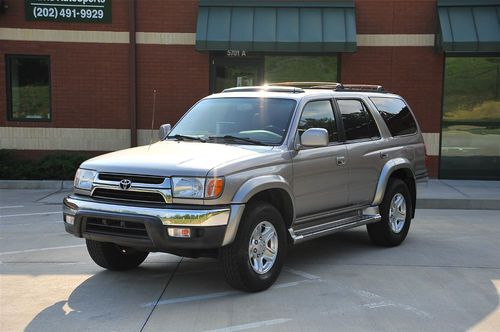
[0,180,73,190]
[416,199,500,210]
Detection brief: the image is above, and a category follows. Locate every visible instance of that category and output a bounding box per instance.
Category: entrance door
[210,56,263,93]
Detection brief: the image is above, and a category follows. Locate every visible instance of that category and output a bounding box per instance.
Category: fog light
[64,215,75,225]
[168,228,191,238]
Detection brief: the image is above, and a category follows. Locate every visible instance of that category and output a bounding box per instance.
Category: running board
[288,214,381,245]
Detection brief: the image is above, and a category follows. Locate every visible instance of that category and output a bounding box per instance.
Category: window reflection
[441,57,500,180]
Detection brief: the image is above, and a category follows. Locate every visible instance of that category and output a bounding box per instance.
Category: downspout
[129,0,137,147]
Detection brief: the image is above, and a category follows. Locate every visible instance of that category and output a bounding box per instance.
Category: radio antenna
[149,89,157,148]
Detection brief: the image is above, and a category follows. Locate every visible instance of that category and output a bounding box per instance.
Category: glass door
[210,55,264,93]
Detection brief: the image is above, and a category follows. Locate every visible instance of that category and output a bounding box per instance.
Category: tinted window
[6,55,51,121]
[337,99,380,141]
[298,100,337,142]
[370,97,417,136]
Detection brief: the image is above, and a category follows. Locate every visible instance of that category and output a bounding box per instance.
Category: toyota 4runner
[63,82,428,292]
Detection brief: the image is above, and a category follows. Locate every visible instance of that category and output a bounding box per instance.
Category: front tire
[86,240,149,270]
[220,202,287,292]
[367,178,412,246]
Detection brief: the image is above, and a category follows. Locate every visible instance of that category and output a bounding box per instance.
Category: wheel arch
[223,176,295,246]
[372,158,417,217]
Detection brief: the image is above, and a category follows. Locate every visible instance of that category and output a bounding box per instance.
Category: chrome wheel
[389,193,407,234]
[248,221,278,275]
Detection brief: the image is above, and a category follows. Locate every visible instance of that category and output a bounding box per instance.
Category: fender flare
[222,175,295,246]
[372,158,415,206]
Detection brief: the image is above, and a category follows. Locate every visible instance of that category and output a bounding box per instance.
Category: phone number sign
[25,0,112,23]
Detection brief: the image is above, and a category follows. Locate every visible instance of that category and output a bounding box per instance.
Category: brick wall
[0,41,130,129]
[136,44,209,129]
[341,47,443,133]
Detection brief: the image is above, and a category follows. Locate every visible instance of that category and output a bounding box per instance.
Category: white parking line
[0,244,85,256]
[205,318,292,332]
[0,211,61,218]
[0,205,24,209]
[142,278,322,308]
[284,267,321,280]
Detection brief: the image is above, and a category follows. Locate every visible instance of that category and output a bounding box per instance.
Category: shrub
[0,150,89,180]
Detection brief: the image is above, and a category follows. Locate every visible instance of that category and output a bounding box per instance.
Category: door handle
[336,156,346,166]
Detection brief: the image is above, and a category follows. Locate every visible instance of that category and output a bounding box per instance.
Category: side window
[337,99,380,141]
[298,100,337,142]
[370,97,417,136]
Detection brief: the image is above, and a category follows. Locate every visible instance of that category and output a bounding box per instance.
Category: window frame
[296,98,342,147]
[368,96,418,138]
[334,97,382,144]
[5,54,52,122]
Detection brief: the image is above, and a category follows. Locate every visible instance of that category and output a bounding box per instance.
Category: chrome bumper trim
[63,196,230,227]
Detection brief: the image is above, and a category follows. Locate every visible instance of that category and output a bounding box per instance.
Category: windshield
[168,98,297,145]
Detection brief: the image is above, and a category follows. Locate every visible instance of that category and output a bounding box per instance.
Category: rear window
[370,97,417,136]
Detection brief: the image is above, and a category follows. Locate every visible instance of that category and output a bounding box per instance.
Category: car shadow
[24,229,500,331]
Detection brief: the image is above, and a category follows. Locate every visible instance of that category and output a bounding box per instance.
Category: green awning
[196,0,357,53]
[437,0,500,52]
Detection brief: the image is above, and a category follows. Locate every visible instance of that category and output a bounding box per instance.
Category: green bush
[0,150,89,180]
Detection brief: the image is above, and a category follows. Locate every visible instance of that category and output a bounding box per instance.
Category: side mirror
[300,128,329,148]
[159,124,171,140]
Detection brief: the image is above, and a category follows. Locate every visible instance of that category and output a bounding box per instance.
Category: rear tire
[367,178,412,247]
[86,240,149,270]
[220,202,287,292]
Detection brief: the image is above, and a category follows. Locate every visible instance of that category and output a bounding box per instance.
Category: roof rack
[336,84,385,92]
[270,82,343,90]
[222,86,305,93]
[271,82,386,92]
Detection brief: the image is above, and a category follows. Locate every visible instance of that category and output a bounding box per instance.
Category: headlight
[172,177,205,198]
[74,169,97,191]
[172,177,224,199]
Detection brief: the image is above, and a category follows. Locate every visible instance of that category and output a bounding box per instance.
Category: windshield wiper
[208,135,268,146]
[168,134,206,142]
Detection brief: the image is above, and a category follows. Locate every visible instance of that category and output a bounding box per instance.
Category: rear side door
[292,99,349,219]
[335,98,385,206]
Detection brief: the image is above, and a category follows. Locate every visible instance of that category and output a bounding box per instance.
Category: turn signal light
[205,178,224,198]
[168,228,191,238]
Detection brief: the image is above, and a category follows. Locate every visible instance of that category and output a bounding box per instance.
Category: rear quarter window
[370,97,418,136]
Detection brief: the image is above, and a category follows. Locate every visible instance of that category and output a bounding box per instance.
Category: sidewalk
[1,179,499,210]
[417,179,500,210]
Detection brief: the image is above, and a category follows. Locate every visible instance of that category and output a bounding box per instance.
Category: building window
[6,55,51,121]
[440,56,500,180]
[265,56,338,83]
[211,54,338,93]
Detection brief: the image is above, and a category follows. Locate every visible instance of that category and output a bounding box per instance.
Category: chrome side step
[288,212,381,245]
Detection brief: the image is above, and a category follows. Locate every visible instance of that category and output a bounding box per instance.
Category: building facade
[0,0,499,179]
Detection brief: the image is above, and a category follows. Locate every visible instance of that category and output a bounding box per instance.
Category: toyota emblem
[119,179,132,190]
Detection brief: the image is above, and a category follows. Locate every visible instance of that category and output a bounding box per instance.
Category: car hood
[81,141,276,177]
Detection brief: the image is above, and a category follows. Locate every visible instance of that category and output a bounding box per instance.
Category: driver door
[292,100,349,220]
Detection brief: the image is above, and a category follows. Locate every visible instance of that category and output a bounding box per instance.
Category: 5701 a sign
[25,0,112,23]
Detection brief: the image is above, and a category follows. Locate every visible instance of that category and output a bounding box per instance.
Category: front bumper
[63,195,245,252]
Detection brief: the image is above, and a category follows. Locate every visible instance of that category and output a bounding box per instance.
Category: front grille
[85,217,148,239]
[98,173,165,185]
[92,188,166,204]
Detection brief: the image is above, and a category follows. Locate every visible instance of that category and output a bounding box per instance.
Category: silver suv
[63,83,427,292]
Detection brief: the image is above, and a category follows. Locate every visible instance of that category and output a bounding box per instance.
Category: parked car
[63,82,428,292]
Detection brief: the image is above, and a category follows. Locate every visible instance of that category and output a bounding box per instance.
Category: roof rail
[270,82,386,93]
[222,86,305,93]
[336,84,385,92]
[270,82,343,89]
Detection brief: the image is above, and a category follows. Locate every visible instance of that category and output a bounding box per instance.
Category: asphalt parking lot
[1,189,499,332]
